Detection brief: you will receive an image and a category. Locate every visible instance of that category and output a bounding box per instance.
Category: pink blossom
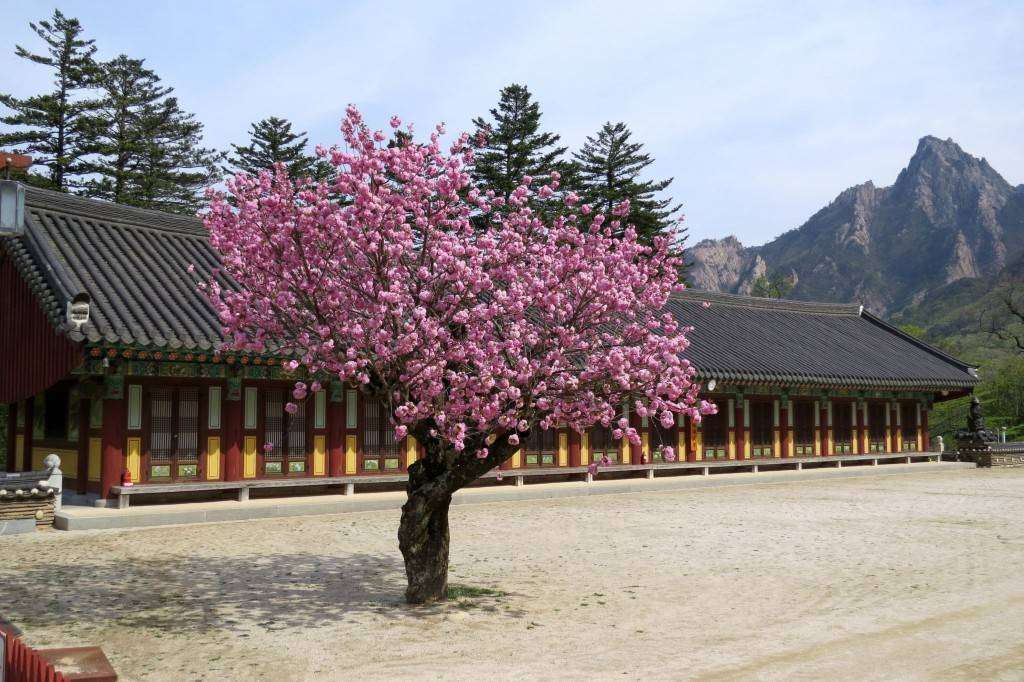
[263,442,274,453]
[508,433,520,446]
[285,402,298,414]
[205,106,710,473]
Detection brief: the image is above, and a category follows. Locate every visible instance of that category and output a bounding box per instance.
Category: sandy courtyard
[2,465,1023,680]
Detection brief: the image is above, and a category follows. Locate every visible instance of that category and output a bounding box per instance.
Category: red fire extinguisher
[122,469,134,487]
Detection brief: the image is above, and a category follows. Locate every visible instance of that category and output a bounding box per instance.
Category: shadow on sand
[1,551,515,634]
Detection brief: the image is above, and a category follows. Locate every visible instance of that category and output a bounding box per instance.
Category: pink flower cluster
[205,106,710,455]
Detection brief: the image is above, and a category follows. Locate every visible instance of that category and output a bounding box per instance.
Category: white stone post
[43,453,62,511]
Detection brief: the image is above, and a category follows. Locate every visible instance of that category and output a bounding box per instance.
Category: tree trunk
[398,476,452,604]
[397,432,517,604]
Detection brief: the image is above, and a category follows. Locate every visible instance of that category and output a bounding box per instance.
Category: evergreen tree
[225,116,331,181]
[81,56,168,204]
[128,96,221,215]
[470,84,571,212]
[0,10,98,191]
[573,121,683,247]
[82,55,220,214]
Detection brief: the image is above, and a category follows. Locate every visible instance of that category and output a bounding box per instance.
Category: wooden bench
[110,474,408,509]
[108,452,938,508]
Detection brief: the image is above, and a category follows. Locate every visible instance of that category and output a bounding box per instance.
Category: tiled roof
[2,186,236,351]
[667,290,979,390]
[2,186,980,391]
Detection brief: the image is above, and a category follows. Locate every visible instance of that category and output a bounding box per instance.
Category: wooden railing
[1,629,68,682]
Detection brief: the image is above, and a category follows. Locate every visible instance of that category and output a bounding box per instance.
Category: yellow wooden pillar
[88,437,101,482]
[243,436,258,478]
[916,403,924,452]
[406,435,418,468]
[742,398,751,459]
[14,434,24,473]
[581,430,590,465]
[885,402,893,452]
[772,399,781,457]
[693,421,703,460]
[726,398,737,459]
[511,449,521,468]
[207,436,222,480]
[344,434,358,474]
[813,400,822,455]
[825,400,833,455]
[313,435,326,475]
[894,401,903,452]
[558,432,569,467]
[785,398,795,456]
[126,437,141,483]
[848,402,857,454]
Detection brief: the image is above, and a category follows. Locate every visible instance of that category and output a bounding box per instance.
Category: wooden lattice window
[523,428,557,467]
[869,403,888,452]
[750,402,773,456]
[148,387,200,480]
[363,399,401,471]
[588,425,620,464]
[702,410,727,459]
[263,388,307,475]
[901,403,918,452]
[833,403,853,453]
[793,401,815,455]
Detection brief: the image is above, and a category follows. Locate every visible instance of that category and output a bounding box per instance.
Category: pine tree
[470,84,571,212]
[82,55,220,214]
[128,96,221,215]
[225,117,331,181]
[573,121,684,247]
[0,10,98,191]
[81,55,168,204]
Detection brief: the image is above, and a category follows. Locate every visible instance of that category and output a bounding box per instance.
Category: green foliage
[80,54,220,214]
[930,355,1024,445]
[898,324,927,338]
[2,12,218,214]
[750,272,795,299]
[470,83,571,214]
[0,9,99,191]
[225,116,332,182]
[573,121,684,248]
[446,584,507,600]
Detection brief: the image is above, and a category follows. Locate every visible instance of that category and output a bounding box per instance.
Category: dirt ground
[2,466,1023,681]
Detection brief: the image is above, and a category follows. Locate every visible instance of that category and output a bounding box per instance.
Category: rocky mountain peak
[688,136,1024,316]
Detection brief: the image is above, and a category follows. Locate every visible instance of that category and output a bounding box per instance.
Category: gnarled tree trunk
[398,433,515,604]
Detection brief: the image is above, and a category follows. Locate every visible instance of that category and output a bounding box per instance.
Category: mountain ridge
[690,136,1024,317]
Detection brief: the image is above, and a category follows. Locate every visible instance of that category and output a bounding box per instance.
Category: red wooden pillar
[100,376,125,500]
[4,402,15,473]
[327,382,345,477]
[922,407,930,451]
[223,379,243,481]
[22,397,34,471]
[568,430,582,467]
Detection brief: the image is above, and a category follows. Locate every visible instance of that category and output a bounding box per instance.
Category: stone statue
[956,396,996,448]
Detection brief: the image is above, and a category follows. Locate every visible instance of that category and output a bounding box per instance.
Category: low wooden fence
[1,629,67,682]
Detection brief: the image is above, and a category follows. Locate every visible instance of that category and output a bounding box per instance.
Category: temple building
[0,182,980,504]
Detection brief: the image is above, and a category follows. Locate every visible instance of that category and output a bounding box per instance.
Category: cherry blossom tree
[204,106,710,604]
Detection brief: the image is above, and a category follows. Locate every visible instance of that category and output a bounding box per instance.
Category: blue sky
[2,1,1022,245]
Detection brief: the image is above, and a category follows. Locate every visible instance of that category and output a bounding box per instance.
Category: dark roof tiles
[2,186,980,392]
[3,186,234,351]
[669,290,977,390]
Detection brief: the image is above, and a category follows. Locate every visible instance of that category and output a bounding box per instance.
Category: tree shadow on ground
[1,551,520,635]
